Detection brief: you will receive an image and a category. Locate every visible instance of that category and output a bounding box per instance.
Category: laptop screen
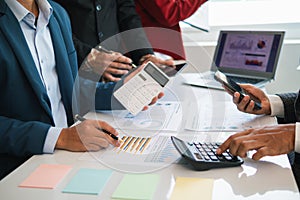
[212,30,285,79]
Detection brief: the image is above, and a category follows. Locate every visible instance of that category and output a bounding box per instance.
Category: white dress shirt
[269,95,300,153]
[5,0,67,153]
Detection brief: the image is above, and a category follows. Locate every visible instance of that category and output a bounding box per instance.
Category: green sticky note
[62,168,113,195]
[112,174,159,200]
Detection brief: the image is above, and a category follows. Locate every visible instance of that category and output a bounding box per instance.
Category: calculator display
[144,63,169,87]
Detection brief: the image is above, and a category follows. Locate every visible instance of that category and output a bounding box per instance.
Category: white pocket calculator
[113,61,171,115]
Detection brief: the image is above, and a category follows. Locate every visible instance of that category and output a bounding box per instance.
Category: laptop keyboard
[227,76,263,84]
[201,72,264,85]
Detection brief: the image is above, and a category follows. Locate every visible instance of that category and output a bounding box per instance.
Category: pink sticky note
[19,164,72,189]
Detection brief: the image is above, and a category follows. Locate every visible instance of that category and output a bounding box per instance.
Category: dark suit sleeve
[0,116,50,156]
[277,92,298,123]
[95,80,124,110]
[72,34,93,67]
[116,0,153,64]
[76,74,124,114]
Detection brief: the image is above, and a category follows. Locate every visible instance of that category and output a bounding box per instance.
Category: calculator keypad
[171,136,243,170]
[114,71,163,115]
[190,142,237,162]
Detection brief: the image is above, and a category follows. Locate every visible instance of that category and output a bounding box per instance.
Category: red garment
[135,0,207,60]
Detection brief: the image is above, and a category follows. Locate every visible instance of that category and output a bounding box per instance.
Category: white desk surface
[1,74,299,200]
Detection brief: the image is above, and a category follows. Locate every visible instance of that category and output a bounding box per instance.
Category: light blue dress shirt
[5,0,67,153]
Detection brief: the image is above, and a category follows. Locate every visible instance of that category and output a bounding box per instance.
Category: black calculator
[171,136,244,170]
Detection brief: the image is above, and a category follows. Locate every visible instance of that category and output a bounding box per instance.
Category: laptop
[185,30,285,90]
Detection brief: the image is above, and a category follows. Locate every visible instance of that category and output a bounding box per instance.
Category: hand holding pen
[55,115,121,152]
[85,45,137,82]
[97,46,137,68]
[74,114,122,141]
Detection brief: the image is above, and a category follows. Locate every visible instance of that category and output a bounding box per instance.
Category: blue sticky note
[62,168,113,195]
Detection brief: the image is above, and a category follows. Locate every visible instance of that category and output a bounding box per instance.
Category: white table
[1,74,299,199]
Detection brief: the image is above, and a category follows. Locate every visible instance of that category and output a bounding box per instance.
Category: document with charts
[111,101,182,132]
[79,134,180,172]
[185,101,277,132]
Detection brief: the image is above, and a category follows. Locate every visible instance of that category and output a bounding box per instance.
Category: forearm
[269,94,300,154]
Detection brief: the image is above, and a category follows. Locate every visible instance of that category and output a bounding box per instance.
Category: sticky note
[170,177,214,200]
[19,164,72,189]
[112,174,159,200]
[62,168,113,195]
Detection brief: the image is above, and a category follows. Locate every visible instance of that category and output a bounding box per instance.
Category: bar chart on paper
[81,134,181,170]
[116,136,152,154]
[112,135,179,163]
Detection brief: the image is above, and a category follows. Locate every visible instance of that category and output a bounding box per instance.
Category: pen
[129,62,137,69]
[74,114,120,141]
[97,45,113,54]
[97,46,137,68]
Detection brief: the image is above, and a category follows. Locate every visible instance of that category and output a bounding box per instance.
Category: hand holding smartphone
[159,60,187,77]
[214,70,262,110]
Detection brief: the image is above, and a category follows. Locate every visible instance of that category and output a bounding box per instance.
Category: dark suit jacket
[277,91,300,166]
[277,91,300,123]
[54,0,154,66]
[0,0,119,179]
[278,91,300,189]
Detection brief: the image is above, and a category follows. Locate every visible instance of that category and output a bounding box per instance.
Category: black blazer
[277,91,300,164]
[277,91,300,123]
[54,0,154,66]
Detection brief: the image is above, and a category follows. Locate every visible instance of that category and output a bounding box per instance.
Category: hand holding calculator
[114,61,186,115]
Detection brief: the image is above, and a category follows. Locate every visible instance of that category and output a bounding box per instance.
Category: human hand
[55,120,120,152]
[123,64,164,111]
[139,54,175,70]
[86,48,133,82]
[227,84,271,115]
[216,124,296,160]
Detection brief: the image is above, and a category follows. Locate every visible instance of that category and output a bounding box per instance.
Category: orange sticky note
[19,164,72,189]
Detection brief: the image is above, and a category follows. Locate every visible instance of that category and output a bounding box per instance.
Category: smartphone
[160,60,187,77]
[214,70,262,110]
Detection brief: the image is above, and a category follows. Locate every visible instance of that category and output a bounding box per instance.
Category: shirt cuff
[43,127,62,154]
[268,95,284,117]
[295,122,300,153]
